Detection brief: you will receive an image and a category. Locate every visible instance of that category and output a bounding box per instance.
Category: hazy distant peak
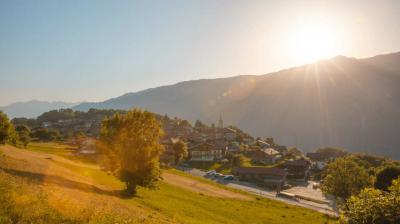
[0,100,79,118]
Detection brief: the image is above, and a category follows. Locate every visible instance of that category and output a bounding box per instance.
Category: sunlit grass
[52,160,125,189]
[132,182,334,224]
[26,142,76,157]
[3,143,337,223]
[26,142,97,164]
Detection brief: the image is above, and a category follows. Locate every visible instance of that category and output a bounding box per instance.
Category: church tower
[218,113,223,129]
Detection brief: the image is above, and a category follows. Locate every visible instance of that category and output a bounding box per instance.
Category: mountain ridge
[0,100,79,118]
[73,52,400,158]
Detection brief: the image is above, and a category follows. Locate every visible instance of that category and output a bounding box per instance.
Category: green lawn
[26,142,76,157]
[56,163,335,224]
[133,182,334,224]
[51,160,125,189]
[26,142,97,164]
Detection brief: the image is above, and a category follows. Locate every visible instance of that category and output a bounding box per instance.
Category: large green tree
[172,140,188,165]
[32,128,60,142]
[15,125,31,147]
[231,154,246,167]
[100,109,164,195]
[0,111,13,144]
[321,157,372,199]
[341,177,400,224]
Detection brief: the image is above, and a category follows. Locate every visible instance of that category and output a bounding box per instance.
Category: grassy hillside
[0,143,336,224]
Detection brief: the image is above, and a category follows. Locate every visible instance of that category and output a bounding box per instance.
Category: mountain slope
[0,100,78,118]
[74,52,400,158]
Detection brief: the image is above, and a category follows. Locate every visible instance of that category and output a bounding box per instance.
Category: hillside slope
[74,52,400,158]
[0,145,334,224]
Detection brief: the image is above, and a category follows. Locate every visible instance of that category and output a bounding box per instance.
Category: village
[158,114,345,211]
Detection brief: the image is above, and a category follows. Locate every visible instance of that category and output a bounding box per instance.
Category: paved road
[178,167,338,217]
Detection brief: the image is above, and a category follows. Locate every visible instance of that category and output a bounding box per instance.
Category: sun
[287,22,341,64]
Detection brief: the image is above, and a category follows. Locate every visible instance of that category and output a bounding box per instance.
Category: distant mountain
[74,52,400,159]
[0,100,79,118]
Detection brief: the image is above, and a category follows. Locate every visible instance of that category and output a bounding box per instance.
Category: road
[178,167,339,217]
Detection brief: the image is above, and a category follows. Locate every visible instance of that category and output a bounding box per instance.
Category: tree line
[320,153,400,223]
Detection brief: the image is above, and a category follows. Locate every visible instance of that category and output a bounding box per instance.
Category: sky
[1,0,400,106]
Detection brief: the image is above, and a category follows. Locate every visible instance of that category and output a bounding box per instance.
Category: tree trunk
[125,181,137,196]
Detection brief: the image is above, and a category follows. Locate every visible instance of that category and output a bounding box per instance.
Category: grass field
[0,143,336,224]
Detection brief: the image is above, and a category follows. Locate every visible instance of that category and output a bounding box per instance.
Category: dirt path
[162,172,251,200]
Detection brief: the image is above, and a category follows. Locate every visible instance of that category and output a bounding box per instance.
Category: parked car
[206,170,217,176]
[214,173,224,178]
[223,175,235,180]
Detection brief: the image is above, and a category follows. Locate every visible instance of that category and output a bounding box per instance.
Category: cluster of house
[160,115,256,163]
[160,115,346,189]
[41,118,101,137]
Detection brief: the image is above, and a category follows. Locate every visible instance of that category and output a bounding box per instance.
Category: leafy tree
[231,154,246,167]
[286,147,304,159]
[315,147,347,157]
[348,153,395,176]
[172,140,188,165]
[210,123,215,129]
[11,117,39,128]
[194,120,207,129]
[37,109,75,123]
[99,109,164,195]
[265,137,275,146]
[341,177,400,224]
[321,157,372,199]
[375,165,400,191]
[0,111,13,144]
[179,120,191,127]
[15,125,31,147]
[32,128,60,141]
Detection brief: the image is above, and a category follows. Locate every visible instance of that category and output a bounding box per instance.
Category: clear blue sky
[1,0,400,105]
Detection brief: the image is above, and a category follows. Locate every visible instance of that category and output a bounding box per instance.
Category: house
[282,158,311,180]
[256,140,271,149]
[189,142,223,161]
[224,128,237,141]
[251,148,281,165]
[216,128,237,141]
[273,145,288,157]
[42,121,52,128]
[243,137,254,144]
[227,144,240,154]
[213,139,228,150]
[232,167,287,189]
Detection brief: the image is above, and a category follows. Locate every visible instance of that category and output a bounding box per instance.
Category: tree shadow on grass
[0,167,130,198]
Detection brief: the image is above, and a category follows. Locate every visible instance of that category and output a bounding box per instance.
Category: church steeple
[218,113,223,129]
